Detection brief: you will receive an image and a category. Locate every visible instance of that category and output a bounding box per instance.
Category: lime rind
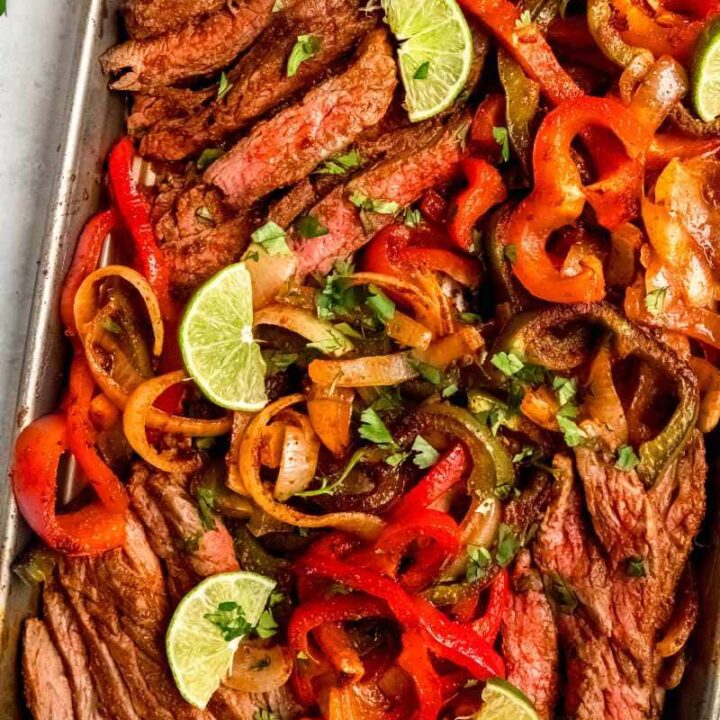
[382,0,473,122]
[692,17,720,122]
[166,571,276,709]
[179,262,268,412]
[474,678,540,720]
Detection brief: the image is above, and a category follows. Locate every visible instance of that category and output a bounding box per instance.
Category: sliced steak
[154,180,251,297]
[123,0,228,40]
[534,435,706,720]
[101,0,275,91]
[44,583,106,720]
[128,87,214,135]
[205,29,397,208]
[293,111,469,276]
[139,0,376,161]
[502,551,558,719]
[22,619,75,720]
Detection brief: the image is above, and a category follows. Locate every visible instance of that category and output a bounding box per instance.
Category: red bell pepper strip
[472,568,510,644]
[397,631,443,720]
[458,0,583,104]
[296,551,505,680]
[60,209,117,335]
[451,582,480,623]
[647,134,720,170]
[12,414,126,556]
[470,93,506,157]
[449,159,508,251]
[361,224,482,288]
[392,443,469,517]
[66,356,129,513]
[108,137,176,321]
[509,96,646,303]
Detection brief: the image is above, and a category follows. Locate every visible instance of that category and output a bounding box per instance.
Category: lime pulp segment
[692,17,720,122]
[473,678,540,720]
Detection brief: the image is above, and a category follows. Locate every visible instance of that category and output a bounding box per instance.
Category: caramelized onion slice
[309,352,418,388]
[238,394,384,538]
[224,641,293,693]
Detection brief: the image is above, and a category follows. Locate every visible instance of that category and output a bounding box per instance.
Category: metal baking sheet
[0,2,719,718]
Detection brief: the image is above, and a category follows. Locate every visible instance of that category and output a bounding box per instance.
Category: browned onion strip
[223,641,293,693]
[227,412,253,497]
[386,311,433,350]
[309,352,418,388]
[274,419,320,501]
[238,394,384,538]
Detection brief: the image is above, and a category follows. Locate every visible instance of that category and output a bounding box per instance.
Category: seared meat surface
[205,29,397,208]
[122,0,228,40]
[535,436,706,720]
[101,0,276,91]
[139,0,376,160]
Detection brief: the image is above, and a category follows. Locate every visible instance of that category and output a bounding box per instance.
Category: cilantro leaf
[287,34,321,77]
[205,601,253,642]
[491,351,524,377]
[196,487,217,532]
[217,72,233,101]
[315,260,359,320]
[625,556,646,578]
[557,415,585,447]
[197,148,224,171]
[349,191,400,232]
[496,523,520,567]
[411,435,439,470]
[413,61,430,80]
[515,9,533,28]
[492,126,510,162]
[256,609,278,638]
[366,284,396,323]
[467,545,492,583]
[404,208,422,227]
[552,376,577,407]
[251,221,291,256]
[295,215,329,238]
[359,407,396,446]
[315,149,362,176]
[615,444,640,472]
[262,350,298,376]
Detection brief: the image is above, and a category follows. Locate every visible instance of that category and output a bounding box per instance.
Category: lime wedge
[474,678,540,720]
[692,17,720,122]
[382,0,473,122]
[166,571,276,709]
[179,263,268,412]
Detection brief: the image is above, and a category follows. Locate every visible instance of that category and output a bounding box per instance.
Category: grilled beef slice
[139,0,376,161]
[101,0,275,91]
[535,434,706,720]
[23,619,76,720]
[128,87,215,135]
[205,29,397,208]
[293,111,469,277]
[123,0,228,40]
[502,551,559,719]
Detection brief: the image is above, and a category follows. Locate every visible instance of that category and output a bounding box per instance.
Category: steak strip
[101,0,275,91]
[123,0,228,40]
[139,0,376,161]
[205,29,397,208]
[292,111,469,277]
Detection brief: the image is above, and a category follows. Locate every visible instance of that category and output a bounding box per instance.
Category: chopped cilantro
[491,351,524,377]
[217,72,233,101]
[615,445,640,472]
[496,523,520,567]
[411,435,439,469]
[625,557,646,578]
[256,609,278,638]
[411,359,443,386]
[460,312,482,324]
[101,318,123,335]
[557,415,585,447]
[349,191,400,232]
[359,407,395,446]
[334,322,363,339]
[442,383,459,398]
[494,483,519,501]
[315,260,359,320]
[515,9,533,28]
[251,221,291,255]
[366,284,396,323]
[512,445,536,464]
[181,533,202,553]
[305,331,348,355]
[295,215,329,238]
[645,287,668,315]
[467,545,492,583]
[205,601,253,642]
[413,61,430,80]
[553,376,577,407]
[254,710,280,720]
[287,34,321,77]
[196,487,217,532]
[262,350,298,376]
[548,574,578,614]
[316,149,362,176]
[492,126,510,162]
[404,208,422,227]
[196,148,224,171]
[385,450,410,467]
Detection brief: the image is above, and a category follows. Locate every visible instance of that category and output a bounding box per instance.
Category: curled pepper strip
[397,631,443,720]
[508,97,646,303]
[449,158,507,252]
[108,137,176,321]
[472,568,509,644]
[491,303,699,487]
[296,549,506,680]
[12,414,126,556]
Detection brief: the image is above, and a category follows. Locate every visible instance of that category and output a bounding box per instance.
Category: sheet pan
[0,1,718,717]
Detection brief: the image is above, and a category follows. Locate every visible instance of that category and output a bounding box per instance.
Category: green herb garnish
[366,284,396,323]
[287,34,321,77]
[296,215,329,238]
[615,444,640,471]
[645,287,669,315]
[414,61,431,80]
[196,148,225,171]
[315,149,362,176]
[217,72,233,101]
[251,221,291,255]
[492,126,510,162]
[205,601,253,642]
[411,435,439,470]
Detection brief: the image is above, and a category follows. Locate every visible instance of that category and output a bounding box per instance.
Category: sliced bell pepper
[458,0,583,104]
[108,137,176,321]
[449,159,507,252]
[12,414,126,556]
[470,93,506,158]
[66,356,129,513]
[60,209,117,335]
[508,97,646,303]
[397,631,443,720]
[472,568,509,644]
[361,224,482,288]
[297,550,506,680]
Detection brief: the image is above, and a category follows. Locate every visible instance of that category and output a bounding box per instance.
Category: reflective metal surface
[0,2,718,717]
